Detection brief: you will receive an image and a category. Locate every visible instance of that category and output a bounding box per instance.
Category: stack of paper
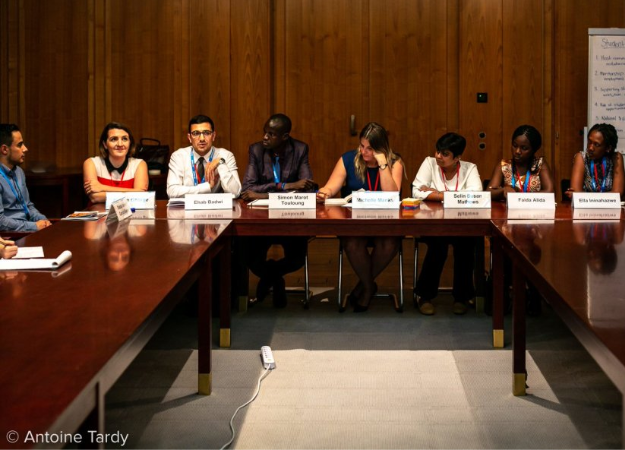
[62,211,106,221]
[0,251,72,270]
[167,198,186,208]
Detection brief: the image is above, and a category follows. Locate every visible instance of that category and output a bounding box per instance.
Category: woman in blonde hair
[317,122,404,312]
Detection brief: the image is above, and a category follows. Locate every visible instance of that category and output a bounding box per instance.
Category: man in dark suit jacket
[240,114,317,307]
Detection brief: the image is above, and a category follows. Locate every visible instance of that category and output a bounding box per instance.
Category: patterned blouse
[501,156,544,192]
[580,151,614,192]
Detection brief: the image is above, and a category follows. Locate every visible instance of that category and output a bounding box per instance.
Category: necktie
[197,156,205,183]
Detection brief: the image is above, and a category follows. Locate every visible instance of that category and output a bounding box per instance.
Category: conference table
[0,218,231,448]
[3,198,625,447]
[100,200,625,350]
[491,218,625,445]
[137,200,509,348]
[164,200,625,349]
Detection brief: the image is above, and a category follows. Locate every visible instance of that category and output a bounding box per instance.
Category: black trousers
[243,236,308,279]
[416,236,476,303]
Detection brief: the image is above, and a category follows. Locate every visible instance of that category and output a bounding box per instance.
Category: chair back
[560,178,571,202]
[135,138,170,174]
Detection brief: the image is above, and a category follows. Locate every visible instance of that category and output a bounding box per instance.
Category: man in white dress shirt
[167,114,241,198]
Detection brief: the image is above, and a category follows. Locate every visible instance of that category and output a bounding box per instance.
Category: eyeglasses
[190,130,214,138]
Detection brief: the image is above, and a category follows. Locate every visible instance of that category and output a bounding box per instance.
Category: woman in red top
[83,122,149,203]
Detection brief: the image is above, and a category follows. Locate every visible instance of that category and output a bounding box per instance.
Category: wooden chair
[561,178,571,202]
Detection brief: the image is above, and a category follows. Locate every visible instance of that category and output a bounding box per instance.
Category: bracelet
[379,164,388,170]
[281,182,286,190]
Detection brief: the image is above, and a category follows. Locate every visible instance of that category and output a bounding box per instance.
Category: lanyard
[590,157,607,192]
[190,148,215,186]
[439,163,460,191]
[272,157,280,183]
[591,223,608,240]
[511,165,531,192]
[366,169,380,191]
[108,168,127,186]
[0,167,30,220]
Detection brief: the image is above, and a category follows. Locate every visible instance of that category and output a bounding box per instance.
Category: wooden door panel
[23,0,89,168]
[107,0,177,153]
[189,0,231,151]
[282,0,365,184]
[369,0,451,193]
[459,0,503,181]
[502,0,544,150]
[231,0,271,165]
[555,0,625,188]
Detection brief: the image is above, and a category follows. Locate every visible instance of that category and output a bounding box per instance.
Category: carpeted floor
[105,288,622,449]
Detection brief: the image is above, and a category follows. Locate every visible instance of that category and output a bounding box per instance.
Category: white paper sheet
[0,250,72,270]
[14,246,44,259]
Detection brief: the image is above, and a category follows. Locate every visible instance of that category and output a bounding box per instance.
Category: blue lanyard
[190,148,215,186]
[511,165,531,192]
[590,157,607,192]
[0,166,30,220]
[272,157,280,183]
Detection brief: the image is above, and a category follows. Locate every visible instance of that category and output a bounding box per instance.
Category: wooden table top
[88,200,511,236]
[93,199,625,224]
[0,218,230,445]
[13,196,621,443]
[493,219,625,393]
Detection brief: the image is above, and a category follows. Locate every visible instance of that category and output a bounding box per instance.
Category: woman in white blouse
[411,132,482,316]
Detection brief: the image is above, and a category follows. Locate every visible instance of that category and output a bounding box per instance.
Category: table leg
[232,237,249,312]
[492,235,504,348]
[512,267,527,396]
[220,240,232,348]
[198,255,212,395]
[77,384,104,448]
[474,237,485,313]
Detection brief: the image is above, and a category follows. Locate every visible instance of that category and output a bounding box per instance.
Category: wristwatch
[379,164,388,170]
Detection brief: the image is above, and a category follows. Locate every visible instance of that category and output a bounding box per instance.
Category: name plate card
[351,209,401,220]
[185,193,233,210]
[268,209,317,219]
[572,192,621,209]
[106,198,133,223]
[351,191,400,209]
[130,209,155,220]
[507,192,555,210]
[268,192,316,209]
[443,209,491,220]
[184,210,238,219]
[105,191,155,210]
[507,209,556,220]
[443,191,491,209]
[573,209,622,220]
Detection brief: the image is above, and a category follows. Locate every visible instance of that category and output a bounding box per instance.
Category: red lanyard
[109,168,127,186]
[439,163,460,191]
[514,166,531,192]
[366,170,380,191]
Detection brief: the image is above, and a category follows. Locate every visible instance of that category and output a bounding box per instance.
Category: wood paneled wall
[555,0,625,191]
[1,0,624,199]
[368,0,452,194]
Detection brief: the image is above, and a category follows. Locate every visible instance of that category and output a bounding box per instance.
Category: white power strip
[261,346,276,369]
